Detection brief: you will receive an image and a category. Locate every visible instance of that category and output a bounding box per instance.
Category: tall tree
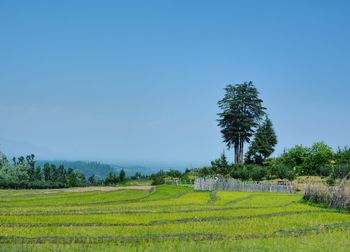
[218,82,265,164]
[245,117,277,164]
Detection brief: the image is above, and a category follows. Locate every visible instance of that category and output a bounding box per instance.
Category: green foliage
[0,151,87,189]
[230,164,266,181]
[210,152,230,174]
[279,145,309,175]
[245,117,277,164]
[218,82,265,164]
[150,170,166,185]
[334,146,350,164]
[199,142,349,181]
[303,142,334,175]
[319,164,332,177]
[276,165,296,181]
[195,166,213,177]
[249,165,267,181]
[119,169,126,182]
[332,164,350,179]
[36,160,114,179]
[104,172,120,185]
[231,165,250,180]
[149,169,190,185]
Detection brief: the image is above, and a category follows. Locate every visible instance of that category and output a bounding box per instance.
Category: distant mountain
[36,160,114,179]
[36,160,164,179]
[110,164,162,176]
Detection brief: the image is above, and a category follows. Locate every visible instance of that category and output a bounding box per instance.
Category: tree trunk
[234,142,239,164]
[239,138,244,164]
[234,138,244,165]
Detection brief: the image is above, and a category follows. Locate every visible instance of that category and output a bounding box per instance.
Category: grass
[0,185,349,251]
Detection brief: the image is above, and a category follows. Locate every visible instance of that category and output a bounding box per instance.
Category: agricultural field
[0,185,350,251]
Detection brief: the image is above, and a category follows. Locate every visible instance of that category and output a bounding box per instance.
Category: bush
[151,177,165,185]
[277,166,295,181]
[332,164,350,179]
[279,145,309,175]
[248,165,266,181]
[231,165,249,180]
[319,164,333,177]
[304,142,334,175]
[335,147,350,164]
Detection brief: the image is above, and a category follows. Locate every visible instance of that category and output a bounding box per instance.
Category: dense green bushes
[230,164,266,181]
[148,142,350,185]
[194,142,350,182]
[149,169,191,185]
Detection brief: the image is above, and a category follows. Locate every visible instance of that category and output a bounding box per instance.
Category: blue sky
[1,0,349,167]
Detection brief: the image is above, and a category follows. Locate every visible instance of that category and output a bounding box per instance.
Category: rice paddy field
[0,185,350,251]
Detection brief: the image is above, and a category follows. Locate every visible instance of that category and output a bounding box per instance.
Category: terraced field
[0,185,350,251]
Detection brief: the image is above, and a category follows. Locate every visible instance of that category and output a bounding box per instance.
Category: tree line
[148,143,350,185]
[197,143,350,182]
[0,152,87,188]
[0,151,132,189]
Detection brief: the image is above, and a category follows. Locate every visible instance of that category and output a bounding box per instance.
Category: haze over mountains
[35,160,188,179]
[0,137,207,174]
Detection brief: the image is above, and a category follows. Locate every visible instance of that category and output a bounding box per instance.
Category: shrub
[304,183,350,210]
[277,166,295,181]
[279,145,309,175]
[319,164,333,177]
[151,177,165,185]
[335,146,350,164]
[304,142,334,175]
[248,165,266,181]
[231,165,249,180]
[332,164,350,179]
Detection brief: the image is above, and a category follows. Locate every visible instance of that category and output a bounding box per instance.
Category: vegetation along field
[0,185,349,251]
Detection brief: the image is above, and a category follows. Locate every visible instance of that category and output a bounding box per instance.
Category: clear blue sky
[1,0,349,168]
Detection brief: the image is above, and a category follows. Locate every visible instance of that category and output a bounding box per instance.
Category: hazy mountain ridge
[36,160,163,179]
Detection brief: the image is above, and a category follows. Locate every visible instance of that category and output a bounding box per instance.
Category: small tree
[245,117,277,164]
[88,174,96,185]
[279,145,309,175]
[105,172,119,185]
[119,169,126,182]
[211,152,229,175]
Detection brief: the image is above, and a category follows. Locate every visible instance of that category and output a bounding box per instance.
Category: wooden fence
[194,177,294,193]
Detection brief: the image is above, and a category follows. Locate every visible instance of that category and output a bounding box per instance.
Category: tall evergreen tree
[245,117,277,164]
[218,82,265,164]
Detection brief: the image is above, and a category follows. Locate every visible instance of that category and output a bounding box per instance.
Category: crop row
[0,209,327,226]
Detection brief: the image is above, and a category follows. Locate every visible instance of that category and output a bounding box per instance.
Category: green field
[0,185,350,251]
